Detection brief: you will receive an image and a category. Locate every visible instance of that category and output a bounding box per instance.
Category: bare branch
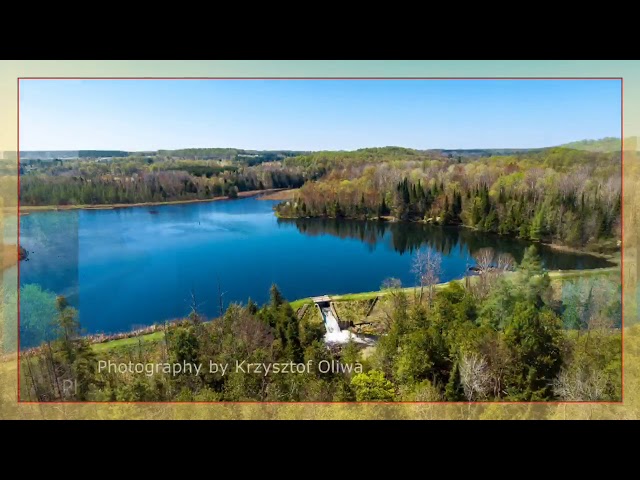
[496,252,515,271]
[459,352,491,401]
[411,247,442,306]
[473,247,495,273]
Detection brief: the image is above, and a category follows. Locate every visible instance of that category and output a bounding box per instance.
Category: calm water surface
[19,197,614,344]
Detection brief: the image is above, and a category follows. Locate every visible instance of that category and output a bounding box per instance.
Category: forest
[20,157,312,205]
[19,246,621,402]
[275,146,622,251]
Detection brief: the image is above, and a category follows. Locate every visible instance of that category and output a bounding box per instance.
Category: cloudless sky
[19,79,621,151]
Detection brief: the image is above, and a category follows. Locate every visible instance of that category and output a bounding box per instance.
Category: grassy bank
[285,265,620,309]
[541,241,621,259]
[17,188,287,213]
[91,331,165,352]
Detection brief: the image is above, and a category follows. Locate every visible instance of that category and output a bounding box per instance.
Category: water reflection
[277,217,615,270]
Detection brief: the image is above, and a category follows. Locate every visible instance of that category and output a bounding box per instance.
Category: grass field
[91,331,165,352]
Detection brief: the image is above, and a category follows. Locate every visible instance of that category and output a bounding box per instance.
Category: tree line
[276,147,621,251]
[20,162,307,205]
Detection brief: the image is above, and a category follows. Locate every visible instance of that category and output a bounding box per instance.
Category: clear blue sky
[19,79,621,151]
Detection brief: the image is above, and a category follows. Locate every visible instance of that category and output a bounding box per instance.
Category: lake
[18,197,614,346]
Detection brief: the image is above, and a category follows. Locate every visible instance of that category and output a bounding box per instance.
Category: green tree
[518,245,551,304]
[246,298,258,315]
[561,291,582,330]
[479,278,521,330]
[49,304,97,401]
[519,245,544,276]
[18,284,59,348]
[167,325,200,366]
[445,360,464,401]
[269,284,285,308]
[484,208,498,232]
[350,370,396,401]
[529,208,545,241]
[503,301,563,400]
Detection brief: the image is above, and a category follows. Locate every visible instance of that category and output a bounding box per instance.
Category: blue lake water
[18,197,614,346]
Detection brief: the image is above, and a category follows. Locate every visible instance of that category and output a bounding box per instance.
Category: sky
[19,79,622,151]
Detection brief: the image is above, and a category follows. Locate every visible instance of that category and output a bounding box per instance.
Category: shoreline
[14,264,620,356]
[277,213,620,261]
[15,188,287,214]
[540,241,620,262]
[292,264,620,307]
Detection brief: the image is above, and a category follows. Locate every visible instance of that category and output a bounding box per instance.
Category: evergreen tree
[519,245,543,276]
[453,191,462,217]
[444,360,464,401]
[471,197,482,227]
[377,196,388,218]
[484,208,498,232]
[402,179,411,205]
[269,284,285,308]
[246,298,258,315]
[529,208,545,241]
[503,301,563,400]
[284,318,303,362]
[518,246,551,305]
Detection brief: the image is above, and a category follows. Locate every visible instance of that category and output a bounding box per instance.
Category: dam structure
[311,296,375,346]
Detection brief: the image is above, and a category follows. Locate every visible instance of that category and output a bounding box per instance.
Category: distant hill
[19,139,631,162]
[558,137,621,153]
[155,148,308,164]
[20,150,78,160]
[20,150,130,160]
[427,148,543,158]
[19,148,309,165]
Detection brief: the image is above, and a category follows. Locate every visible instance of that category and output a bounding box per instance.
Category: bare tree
[524,167,545,202]
[411,247,442,306]
[553,366,609,401]
[602,175,622,211]
[557,173,580,201]
[495,252,515,272]
[380,277,404,330]
[217,280,227,317]
[381,277,403,293]
[232,309,275,354]
[459,352,491,401]
[472,247,495,299]
[187,288,204,324]
[474,247,495,274]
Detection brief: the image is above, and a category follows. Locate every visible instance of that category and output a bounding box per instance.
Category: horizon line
[18,137,624,155]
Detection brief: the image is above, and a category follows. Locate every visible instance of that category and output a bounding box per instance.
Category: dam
[311,296,375,346]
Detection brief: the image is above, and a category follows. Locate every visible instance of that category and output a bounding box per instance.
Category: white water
[321,307,341,334]
[319,306,376,346]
